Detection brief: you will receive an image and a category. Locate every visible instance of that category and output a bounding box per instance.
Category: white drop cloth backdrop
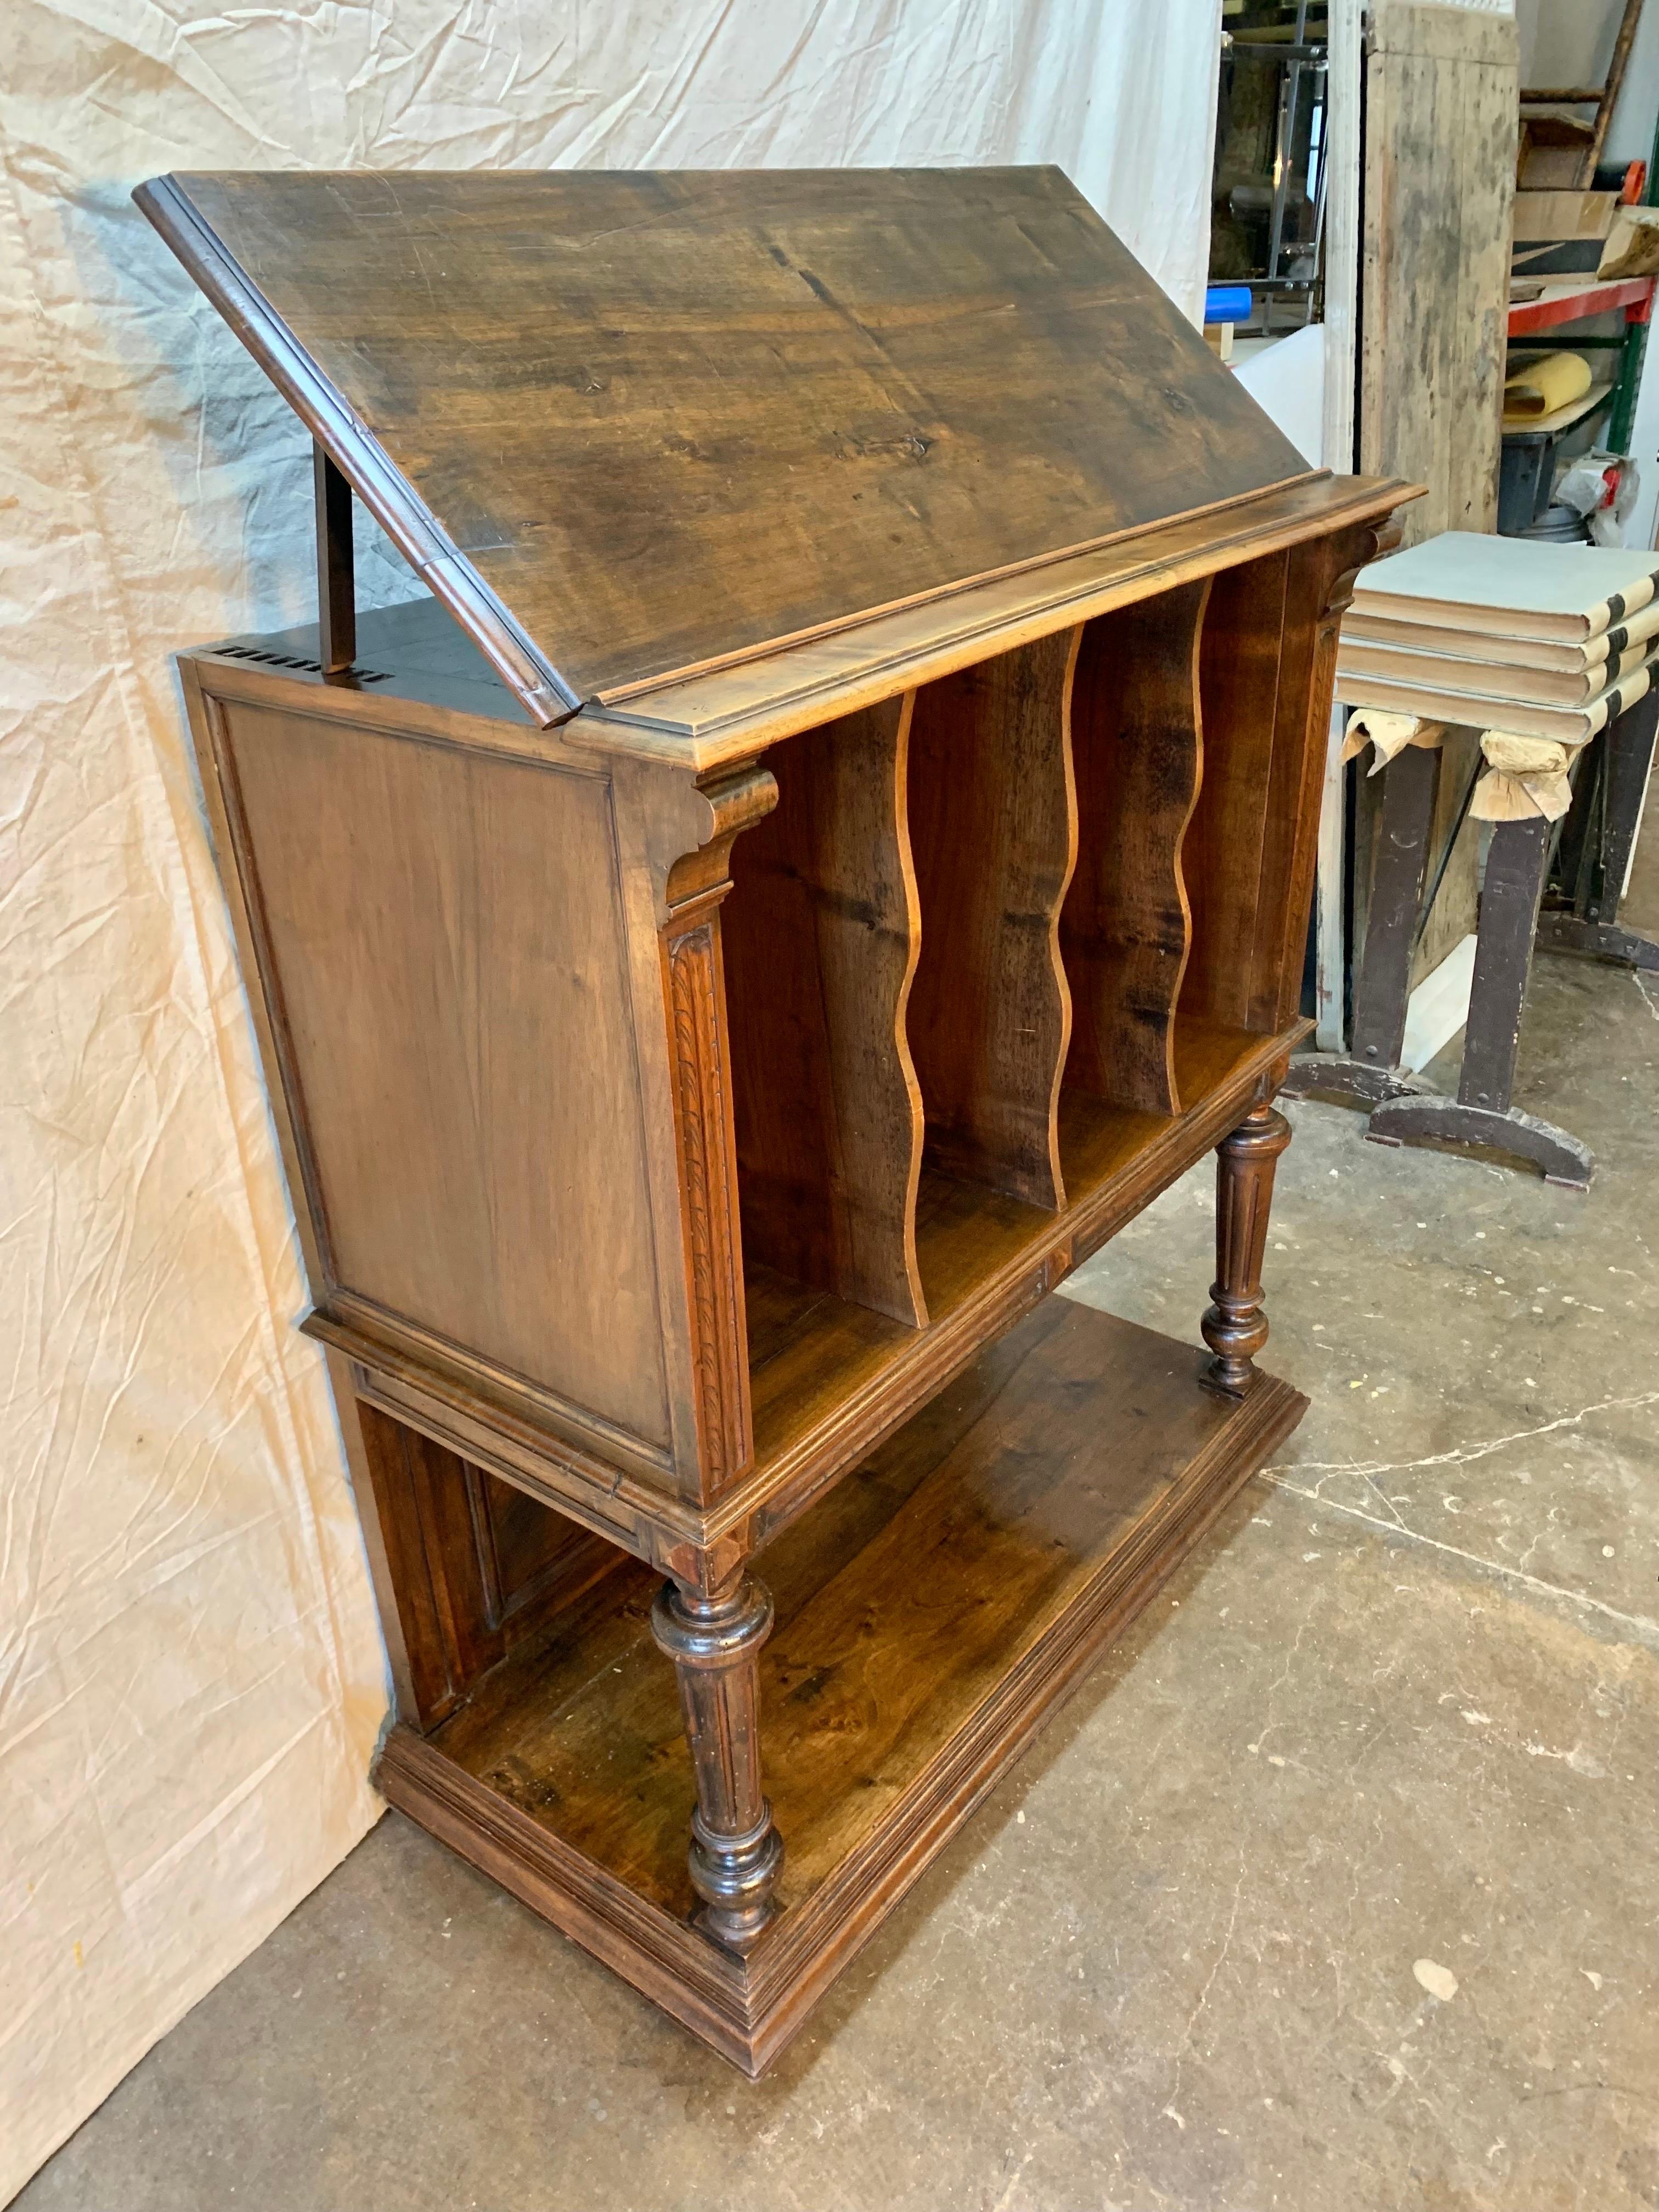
[0,3,1221,2190]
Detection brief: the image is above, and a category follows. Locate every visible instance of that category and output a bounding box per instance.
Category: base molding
[377,1300,1306,2076]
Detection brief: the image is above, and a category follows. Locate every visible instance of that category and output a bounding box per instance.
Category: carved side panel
[664,909,754,1500]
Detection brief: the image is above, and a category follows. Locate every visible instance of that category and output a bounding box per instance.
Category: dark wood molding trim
[304,1289,677,1485]
[569,479,1421,770]
[589,475,1336,708]
[664,913,754,1497]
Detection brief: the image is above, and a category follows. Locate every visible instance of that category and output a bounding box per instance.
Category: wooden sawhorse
[1283,688,1659,1188]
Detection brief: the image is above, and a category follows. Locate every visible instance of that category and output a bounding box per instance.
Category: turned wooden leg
[1201,1101,1292,1397]
[650,1570,783,1954]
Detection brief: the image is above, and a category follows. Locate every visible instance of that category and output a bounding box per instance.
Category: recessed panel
[220,701,672,1451]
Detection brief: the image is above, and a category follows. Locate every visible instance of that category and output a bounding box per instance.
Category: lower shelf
[1058,1012,1267,1192]
[376,1295,1307,2075]
[744,1013,1280,1481]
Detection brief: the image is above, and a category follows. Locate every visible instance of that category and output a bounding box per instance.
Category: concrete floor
[18,948,1659,2210]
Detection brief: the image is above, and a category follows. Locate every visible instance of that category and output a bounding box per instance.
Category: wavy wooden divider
[1185,550,1291,1037]
[1187,541,1353,1039]
[1061,579,1211,1116]
[906,631,1081,1210]
[721,695,928,1328]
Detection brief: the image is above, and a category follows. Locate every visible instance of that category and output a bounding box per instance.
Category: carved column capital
[1319,509,1408,628]
[664,764,780,917]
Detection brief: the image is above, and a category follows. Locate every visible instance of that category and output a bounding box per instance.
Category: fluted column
[650,1570,783,1954]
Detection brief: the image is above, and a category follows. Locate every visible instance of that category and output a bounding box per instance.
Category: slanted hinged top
[137,166,1346,729]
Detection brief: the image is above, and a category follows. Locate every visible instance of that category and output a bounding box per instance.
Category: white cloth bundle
[1340,708,1448,769]
[1343,704,1588,823]
[1468,729,1588,822]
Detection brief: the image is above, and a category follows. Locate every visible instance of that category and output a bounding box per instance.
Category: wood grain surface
[1188,539,1357,1036]
[1062,580,1210,1115]
[907,632,1080,1208]
[142,167,1312,708]
[403,1298,1307,2072]
[1357,3,1516,974]
[1185,551,1291,1035]
[1362,0,1516,545]
[213,695,673,1451]
[433,1299,1298,1909]
[722,696,927,1327]
[571,472,1419,764]
[183,472,1414,774]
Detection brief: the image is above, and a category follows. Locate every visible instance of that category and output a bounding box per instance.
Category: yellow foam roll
[1503,351,1593,419]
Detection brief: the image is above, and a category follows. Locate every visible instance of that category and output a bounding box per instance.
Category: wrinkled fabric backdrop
[0,2,1221,2188]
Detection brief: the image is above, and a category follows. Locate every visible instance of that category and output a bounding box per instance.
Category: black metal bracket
[313,442,356,676]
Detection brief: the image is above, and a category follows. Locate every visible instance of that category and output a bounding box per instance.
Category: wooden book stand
[138,166,1412,2073]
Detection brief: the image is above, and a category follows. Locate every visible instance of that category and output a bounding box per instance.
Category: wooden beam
[1590,0,1647,176]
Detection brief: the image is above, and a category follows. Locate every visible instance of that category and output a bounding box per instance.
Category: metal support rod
[1266,60,1299,285]
[313,442,356,676]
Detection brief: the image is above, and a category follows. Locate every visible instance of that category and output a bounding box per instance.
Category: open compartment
[732,658,1076,1464]
[1060,578,1210,1120]
[1183,544,1327,1047]
[352,1402,628,1733]
[906,631,1079,1213]
[731,544,1339,1473]
[407,1294,1306,2070]
[720,697,928,1333]
[1056,578,1210,1194]
[1054,549,1329,1203]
